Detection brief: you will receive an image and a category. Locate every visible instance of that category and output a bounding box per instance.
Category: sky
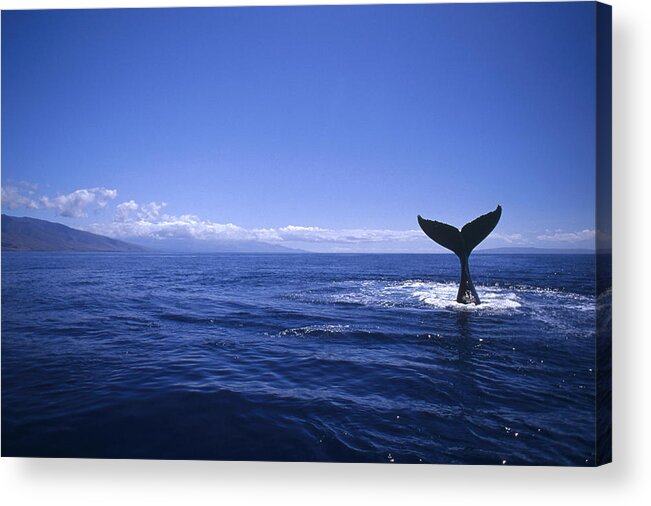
[2,3,599,252]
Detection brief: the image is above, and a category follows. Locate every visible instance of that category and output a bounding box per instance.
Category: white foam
[279,324,351,337]
[284,279,598,340]
[386,281,522,312]
[296,278,597,323]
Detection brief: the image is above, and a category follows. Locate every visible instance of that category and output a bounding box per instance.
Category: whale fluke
[418,205,502,305]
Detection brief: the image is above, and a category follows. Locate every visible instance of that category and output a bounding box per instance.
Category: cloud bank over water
[1,184,595,250]
[537,229,596,242]
[85,198,424,244]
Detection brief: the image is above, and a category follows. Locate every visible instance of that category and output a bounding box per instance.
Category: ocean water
[2,252,601,465]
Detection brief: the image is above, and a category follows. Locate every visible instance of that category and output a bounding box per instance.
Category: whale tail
[417,205,502,256]
[417,205,502,304]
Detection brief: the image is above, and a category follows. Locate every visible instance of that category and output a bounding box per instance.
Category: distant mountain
[2,214,145,252]
[1,214,303,253]
[126,237,304,253]
[475,247,594,255]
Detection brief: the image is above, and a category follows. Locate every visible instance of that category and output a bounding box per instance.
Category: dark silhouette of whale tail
[417,205,502,305]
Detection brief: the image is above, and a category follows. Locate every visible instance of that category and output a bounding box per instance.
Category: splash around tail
[417,205,502,305]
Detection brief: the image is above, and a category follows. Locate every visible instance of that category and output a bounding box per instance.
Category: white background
[1,0,649,504]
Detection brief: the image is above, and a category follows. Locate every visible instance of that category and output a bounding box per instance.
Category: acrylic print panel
[1,2,612,465]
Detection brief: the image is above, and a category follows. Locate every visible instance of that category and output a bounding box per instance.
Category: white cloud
[85,201,424,244]
[2,185,118,218]
[537,229,595,242]
[114,200,140,222]
[40,188,118,217]
[491,232,529,244]
[5,183,598,249]
[252,225,423,243]
[1,185,40,210]
[91,211,248,241]
[114,200,167,222]
[84,198,596,248]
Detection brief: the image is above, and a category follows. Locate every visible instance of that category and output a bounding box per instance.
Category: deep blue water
[2,253,600,464]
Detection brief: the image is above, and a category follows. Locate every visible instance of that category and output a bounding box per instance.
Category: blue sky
[2,3,599,252]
